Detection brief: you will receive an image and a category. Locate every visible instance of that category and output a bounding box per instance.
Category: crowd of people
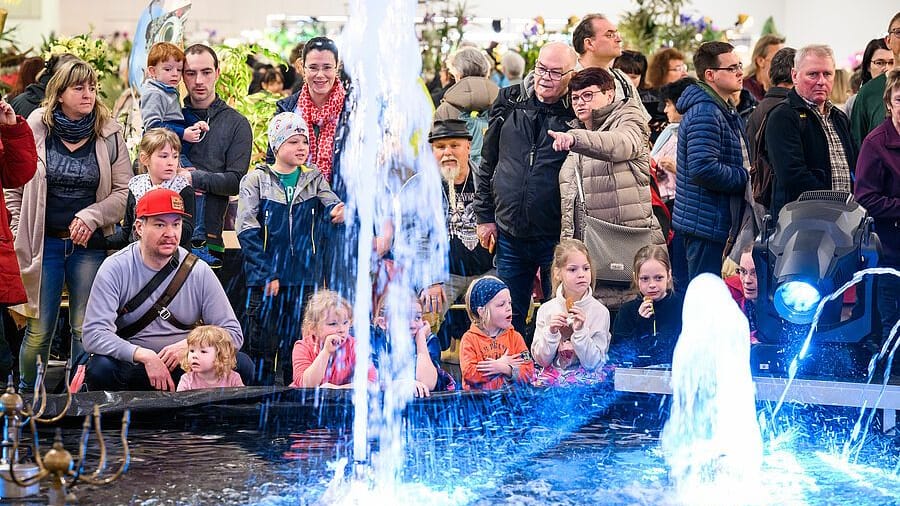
[0,11,898,396]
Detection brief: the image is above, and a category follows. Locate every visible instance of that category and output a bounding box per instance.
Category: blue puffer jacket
[236,164,342,287]
[672,83,749,243]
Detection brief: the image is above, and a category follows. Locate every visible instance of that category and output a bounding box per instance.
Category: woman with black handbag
[550,67,665,312]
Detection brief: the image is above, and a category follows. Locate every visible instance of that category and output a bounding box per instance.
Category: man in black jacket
[474,42,576,338]
[766,45,856,219]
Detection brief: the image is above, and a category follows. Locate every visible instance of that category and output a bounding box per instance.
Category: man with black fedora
[428,119,495,361]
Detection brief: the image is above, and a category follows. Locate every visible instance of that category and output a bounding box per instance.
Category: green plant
[619,0,724,55]
[214,43,285,168]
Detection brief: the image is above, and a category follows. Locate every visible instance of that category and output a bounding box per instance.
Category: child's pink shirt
[291,336,377,387]
[177,370,244,391]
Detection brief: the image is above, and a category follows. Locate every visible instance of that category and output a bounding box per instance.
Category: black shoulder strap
[117,251,181,316]
[117,254,200,339]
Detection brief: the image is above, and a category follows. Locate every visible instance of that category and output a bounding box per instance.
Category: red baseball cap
[136,188,191,218]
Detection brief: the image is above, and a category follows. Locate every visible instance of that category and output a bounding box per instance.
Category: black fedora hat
[428,118,473,143]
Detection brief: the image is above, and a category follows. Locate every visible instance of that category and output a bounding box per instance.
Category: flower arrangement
[42,32,119,83]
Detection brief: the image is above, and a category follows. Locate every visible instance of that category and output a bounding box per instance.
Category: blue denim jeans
[19,237,105,389]
[192,192,207,243]
[494,231,555,338]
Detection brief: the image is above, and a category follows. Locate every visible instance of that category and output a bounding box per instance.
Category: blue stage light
[774,280,821,324]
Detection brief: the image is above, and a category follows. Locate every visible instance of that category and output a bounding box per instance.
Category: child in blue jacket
[236,112,345,385]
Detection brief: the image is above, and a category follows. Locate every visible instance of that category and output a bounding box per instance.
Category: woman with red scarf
[267,37,347,186]
[263,37,359,305]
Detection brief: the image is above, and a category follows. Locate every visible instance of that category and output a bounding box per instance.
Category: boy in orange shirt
[460,276,534,390]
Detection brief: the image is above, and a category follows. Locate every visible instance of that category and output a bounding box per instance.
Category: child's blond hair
[180,325,237,379]
[550,238,596,294]
[301,289,353,338]
[138,128,181,175]
[464,275,504,329]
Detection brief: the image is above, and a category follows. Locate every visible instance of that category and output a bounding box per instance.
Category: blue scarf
[469,277,507,312]
[52,107,96,143]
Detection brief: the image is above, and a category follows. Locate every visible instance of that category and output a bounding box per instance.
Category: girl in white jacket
[531,239,611,386]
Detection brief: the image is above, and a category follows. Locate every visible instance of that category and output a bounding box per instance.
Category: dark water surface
[10,387,900,505]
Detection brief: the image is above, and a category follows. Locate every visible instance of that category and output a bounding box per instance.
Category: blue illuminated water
[70,389,900,505]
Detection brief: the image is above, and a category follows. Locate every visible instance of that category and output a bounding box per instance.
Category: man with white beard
[429,119,495,361]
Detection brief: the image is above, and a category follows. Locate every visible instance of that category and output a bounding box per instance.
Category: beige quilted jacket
[559,98,664,246]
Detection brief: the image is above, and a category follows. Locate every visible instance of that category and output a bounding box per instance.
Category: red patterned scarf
[296,80,346,182]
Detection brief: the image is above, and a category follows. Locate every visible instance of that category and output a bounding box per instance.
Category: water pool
[38,386,900,505]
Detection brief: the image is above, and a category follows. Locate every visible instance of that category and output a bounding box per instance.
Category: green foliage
[619,0,728,56]
[214,43,285,168]
[619,0,666,56]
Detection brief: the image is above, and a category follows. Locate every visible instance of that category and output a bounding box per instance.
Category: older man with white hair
[474,41,576,340]
[765,44,857,219]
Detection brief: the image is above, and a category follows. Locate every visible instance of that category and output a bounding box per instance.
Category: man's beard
[439,157,461,209]
[439,157,461,183]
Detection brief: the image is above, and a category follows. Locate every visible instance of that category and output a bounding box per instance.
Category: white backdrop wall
[6,0,898,67]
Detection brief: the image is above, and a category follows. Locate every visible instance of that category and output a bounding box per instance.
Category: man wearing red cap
[82,188,253,391]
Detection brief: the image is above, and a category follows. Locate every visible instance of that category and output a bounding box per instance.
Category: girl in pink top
[177,325,245,391]
[291,290,375,388]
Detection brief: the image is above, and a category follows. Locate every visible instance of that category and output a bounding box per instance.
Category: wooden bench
[614,367,900,433]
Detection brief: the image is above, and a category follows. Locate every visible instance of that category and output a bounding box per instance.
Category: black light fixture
[754,191,880,347]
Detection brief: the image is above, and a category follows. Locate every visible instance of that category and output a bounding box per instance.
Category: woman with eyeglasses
[846,38,893,118]
[550,67,665,311]
[267,37,348,187]
[5,59,131,391]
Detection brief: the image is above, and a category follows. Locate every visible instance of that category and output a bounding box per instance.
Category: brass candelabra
[0,357,131,504]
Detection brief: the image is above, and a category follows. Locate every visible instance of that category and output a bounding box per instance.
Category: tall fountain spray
[339,0,449,495]
[661,274,764,504]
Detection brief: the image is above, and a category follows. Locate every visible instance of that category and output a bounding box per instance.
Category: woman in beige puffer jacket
[553,68,664,309]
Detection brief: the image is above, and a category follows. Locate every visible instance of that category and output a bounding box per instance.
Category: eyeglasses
[889,28,900,37]
[668,64,688,72]
[872,59,895,68]
[709,63,744,74]
[535,63,574,81]
[304,65,336,75]
[571,90,601,103]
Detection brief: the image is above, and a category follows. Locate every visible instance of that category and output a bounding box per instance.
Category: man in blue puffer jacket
[673,41,750,281]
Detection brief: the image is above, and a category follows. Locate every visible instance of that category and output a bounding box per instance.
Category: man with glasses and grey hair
[765,44,856,220]
[474,41,576,342]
